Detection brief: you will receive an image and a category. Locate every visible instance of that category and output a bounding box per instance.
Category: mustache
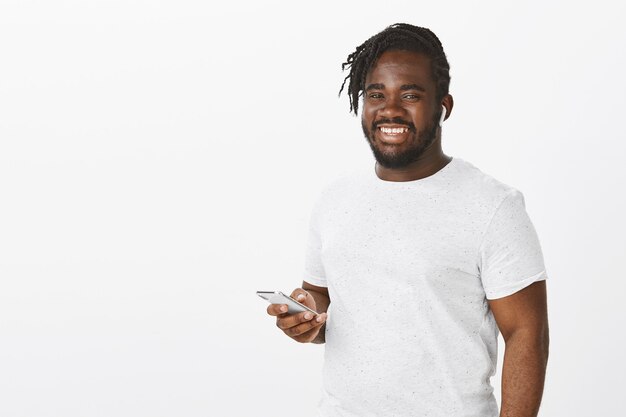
[372,117,416,131]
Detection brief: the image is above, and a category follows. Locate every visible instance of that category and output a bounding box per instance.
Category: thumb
[290,288,316,309]
[290,288,309,302]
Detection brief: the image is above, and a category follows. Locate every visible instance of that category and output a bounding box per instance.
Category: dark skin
[490,280,549,417]
[266,282,329,344]
[361,50,454,182]
[266,49,549,417]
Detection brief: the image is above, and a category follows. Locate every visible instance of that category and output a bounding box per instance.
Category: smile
[379,126,409,134]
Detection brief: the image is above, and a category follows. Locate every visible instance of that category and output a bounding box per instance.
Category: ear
[440,94,454,125]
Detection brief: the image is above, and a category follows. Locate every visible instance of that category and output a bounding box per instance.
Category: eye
[403,94,421,101]
[368,93,384,99]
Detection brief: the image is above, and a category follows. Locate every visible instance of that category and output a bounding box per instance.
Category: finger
[267,303,289,316]
[290,289,318,312]
[290,288,310,304]
[282,312,326,334]
[285,313,327,337]
[276,310,318,330]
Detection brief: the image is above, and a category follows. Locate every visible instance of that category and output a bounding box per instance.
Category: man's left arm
[488,280,549,417]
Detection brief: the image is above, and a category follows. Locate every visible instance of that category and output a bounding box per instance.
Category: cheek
[361,113,371,128]
[407,112,426,128]
[362,107,376,125]
[360,117,371,134]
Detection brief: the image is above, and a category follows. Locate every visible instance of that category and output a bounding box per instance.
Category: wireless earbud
[438,105,447,127]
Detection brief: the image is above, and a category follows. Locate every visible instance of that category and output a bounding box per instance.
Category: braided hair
[339,23,451,115]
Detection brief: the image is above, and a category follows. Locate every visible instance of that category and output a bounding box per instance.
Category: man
[266,23,549,417]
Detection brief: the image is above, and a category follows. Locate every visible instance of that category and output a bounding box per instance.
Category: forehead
[365,50,433,87]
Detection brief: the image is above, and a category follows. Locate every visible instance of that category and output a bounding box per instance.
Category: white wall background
[0,0,624,416]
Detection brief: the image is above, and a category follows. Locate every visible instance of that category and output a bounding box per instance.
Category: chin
[367,137,416,168]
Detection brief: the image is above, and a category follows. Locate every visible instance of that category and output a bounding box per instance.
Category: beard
[361,112,441,169]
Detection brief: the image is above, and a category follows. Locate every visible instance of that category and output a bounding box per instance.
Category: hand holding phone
[259,288,328,343]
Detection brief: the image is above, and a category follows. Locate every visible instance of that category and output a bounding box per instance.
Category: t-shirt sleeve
[302,191,327,287]
[479,189,548,299]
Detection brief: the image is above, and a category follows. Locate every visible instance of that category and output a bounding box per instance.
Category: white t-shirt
[302,156,547,417]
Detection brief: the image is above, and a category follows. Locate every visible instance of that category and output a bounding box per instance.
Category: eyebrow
[365,83,426,92]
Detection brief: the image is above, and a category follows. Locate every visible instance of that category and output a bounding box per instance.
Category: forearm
[499,330,549,417]
[308,290,330,344]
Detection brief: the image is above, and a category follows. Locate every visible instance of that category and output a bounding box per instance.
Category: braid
[339,23,451,115]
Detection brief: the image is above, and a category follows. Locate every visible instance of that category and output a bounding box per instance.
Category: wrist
[311,323,326,344]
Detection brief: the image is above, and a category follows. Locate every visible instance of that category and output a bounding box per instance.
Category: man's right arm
[302,281,330,344]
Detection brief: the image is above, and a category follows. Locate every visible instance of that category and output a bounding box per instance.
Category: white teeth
[380,127,408,134]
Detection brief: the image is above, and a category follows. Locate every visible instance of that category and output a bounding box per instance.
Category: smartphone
[257,291,318,315]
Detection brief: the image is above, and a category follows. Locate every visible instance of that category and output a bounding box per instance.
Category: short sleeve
[302,192,327,287]
[479,189,548,299]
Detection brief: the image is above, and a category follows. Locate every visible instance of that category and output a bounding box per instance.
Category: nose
[379,96,406,119]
